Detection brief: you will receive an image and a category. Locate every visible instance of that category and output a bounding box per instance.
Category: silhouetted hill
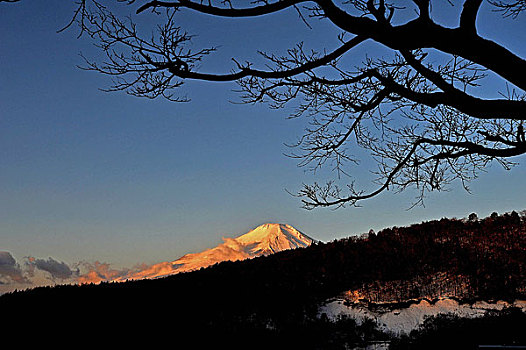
[2,211,525,348]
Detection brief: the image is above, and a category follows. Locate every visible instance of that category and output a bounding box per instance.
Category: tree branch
[164,36,366,81]
[460,0,483,33]
[137,0,306,16]
[317,0,526,90]
[70,0,526,209]
[301,137,526,208]
[136,0,526,89]
[373,70,526,120]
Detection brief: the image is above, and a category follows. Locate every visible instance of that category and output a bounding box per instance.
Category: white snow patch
[319,297,526,336]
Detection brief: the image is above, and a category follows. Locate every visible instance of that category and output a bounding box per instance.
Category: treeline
[390,307,526,350]
[1,211,525,348]
[342,272,476,304]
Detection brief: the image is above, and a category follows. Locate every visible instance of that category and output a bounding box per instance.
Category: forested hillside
[2,211,525,348]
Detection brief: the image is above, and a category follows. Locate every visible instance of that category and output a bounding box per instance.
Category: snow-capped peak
[110,223,314,282]
[236,223,314,255]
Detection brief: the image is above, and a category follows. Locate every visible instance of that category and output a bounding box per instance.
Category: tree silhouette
[66,0,526,208]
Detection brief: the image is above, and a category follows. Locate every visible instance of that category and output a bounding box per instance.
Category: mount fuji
[115,223,314,281]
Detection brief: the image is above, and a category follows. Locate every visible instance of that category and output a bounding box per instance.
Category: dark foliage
[390,307,526,350]
[1,211,525,347]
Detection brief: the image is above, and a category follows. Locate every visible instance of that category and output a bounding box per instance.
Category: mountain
[116,223,313,281]
[2,211,525,348]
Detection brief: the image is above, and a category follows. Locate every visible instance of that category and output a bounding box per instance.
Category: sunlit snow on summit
[79,223,314,283]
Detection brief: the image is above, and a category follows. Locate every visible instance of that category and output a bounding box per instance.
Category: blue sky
[1,0,525,275]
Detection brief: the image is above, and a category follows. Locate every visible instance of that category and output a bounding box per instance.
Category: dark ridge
[2,210,525,348]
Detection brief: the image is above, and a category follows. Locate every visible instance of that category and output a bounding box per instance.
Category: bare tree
[65,0,526,209]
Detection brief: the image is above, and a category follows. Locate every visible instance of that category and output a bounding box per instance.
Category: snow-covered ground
[319,297,526,336]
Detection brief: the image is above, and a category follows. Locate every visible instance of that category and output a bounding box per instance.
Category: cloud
[0,251,30,285]
[0,252,140,294]
[1,251,174,294]
[0,252,84,294]
[26,257,79,281]
[77,261,131,284]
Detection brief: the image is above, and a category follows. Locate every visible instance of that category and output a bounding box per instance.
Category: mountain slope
[2,211,525,348]
[116,223,313,281]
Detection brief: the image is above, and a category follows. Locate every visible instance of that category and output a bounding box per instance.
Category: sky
[0,0,525,292]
